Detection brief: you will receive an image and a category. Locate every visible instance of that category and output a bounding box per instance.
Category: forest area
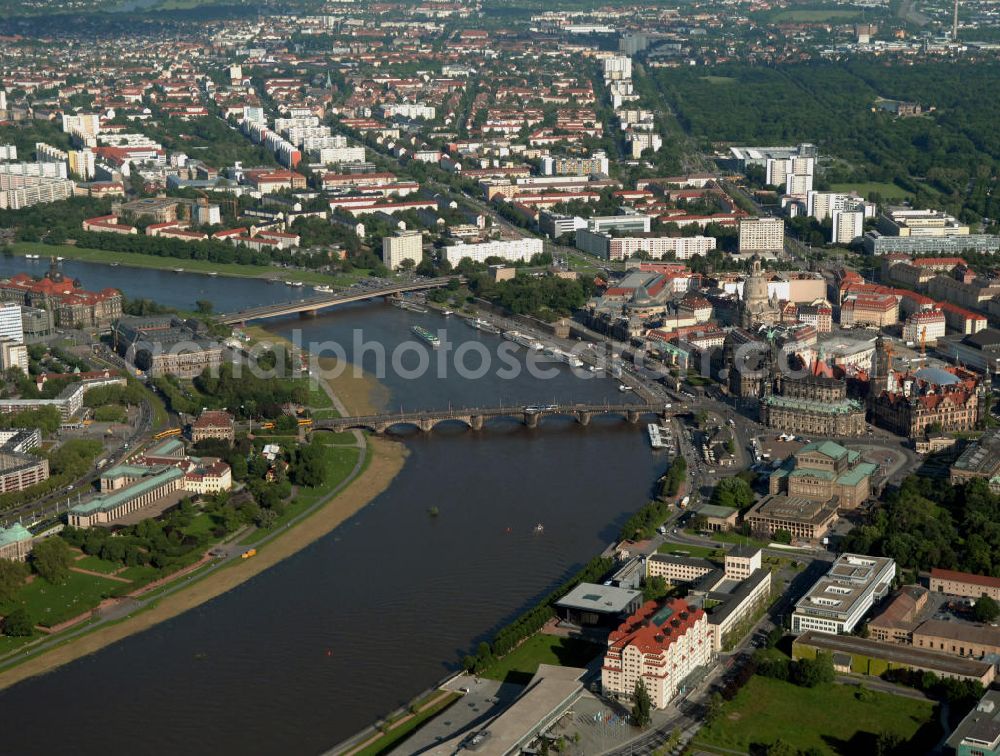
[653,60,1000,226]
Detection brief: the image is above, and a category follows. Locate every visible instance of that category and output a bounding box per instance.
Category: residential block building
[601,598,712,709]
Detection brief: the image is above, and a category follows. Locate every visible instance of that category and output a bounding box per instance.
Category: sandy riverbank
[0,331,405,689]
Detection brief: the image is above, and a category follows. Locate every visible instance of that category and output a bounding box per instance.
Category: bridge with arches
[312,401,669,434]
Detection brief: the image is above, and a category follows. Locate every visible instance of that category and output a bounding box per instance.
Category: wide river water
[0,258,662,755]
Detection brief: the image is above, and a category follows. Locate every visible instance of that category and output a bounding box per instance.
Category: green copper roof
[799,440,851,459]
[0,523,31,547]
[837,462,878,487]
[71,467,182,516]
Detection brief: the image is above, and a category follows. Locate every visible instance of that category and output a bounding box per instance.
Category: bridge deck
[314,402,665,432]
[219,278,456,324]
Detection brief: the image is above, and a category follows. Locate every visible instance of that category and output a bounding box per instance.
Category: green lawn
[694,676,940,755]
[481,634,603,686]
[12,242,367,287]
[307,384,334,410]
[706,530,770,549]
[829,182,912,201]
[3,571,123,628]
[181,512,218,539]
[354,692,462,756]
[72,555,122,575]
[117,565,160,584]
[700,76,737,85]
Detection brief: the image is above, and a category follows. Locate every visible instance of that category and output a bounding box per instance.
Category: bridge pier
[299,310,316,319]
[469,415,484,431]
[626,410,641,424]
[524,412,539,429]
[577,410,591,427]
[419,418,433,432]
[374,423,387,434]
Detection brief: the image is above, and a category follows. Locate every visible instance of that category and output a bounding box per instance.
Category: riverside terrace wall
[327,669,466,754]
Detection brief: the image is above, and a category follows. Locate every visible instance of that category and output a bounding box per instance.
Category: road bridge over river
[313,401,668,434]
[218,277,457,325]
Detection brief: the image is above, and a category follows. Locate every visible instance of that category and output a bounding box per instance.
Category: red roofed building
[930,568,1000,601]
[0,269,122,328]
[601,598,712,709]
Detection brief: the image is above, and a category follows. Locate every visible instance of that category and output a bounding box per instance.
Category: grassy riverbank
[10,242,368,286]
[0,326,404,688]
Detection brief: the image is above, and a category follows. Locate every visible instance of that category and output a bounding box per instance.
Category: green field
[73,555,123,575]
[829,182,912,200]
[694,676,940,754]
[481,633,603,686]
[11,242,367,287]
[2,571,123,628]
[700,76,737,85]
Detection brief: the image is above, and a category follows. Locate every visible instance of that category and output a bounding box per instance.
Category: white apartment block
[806,191,873,221]
[791,553,895,635]
[443,237,543,266]
[738,217,785,253]
[310,146,367,164]
[0,303,25,345]
[284,126,332,147]
[0,174,75,210]
[0,145,16,161]
[274,116,320,133]
[784,172,813,197]
[61,113,101,138]
[575,228,716,261]
[766,156,814,186]
[831,209,865,245]
[602,55,632,81]
[379,103,436,121]
[0,161,67,179]
[541,152,609,176]
[0,339,27,374]
[193,203,222,226]
[382,230,423,270]
[627,132,662,159]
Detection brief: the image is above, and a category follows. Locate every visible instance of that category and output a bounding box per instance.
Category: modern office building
[555,583,642,627]
[946,690,1000,756]
[382,230,424,270]
[791,553,895,635]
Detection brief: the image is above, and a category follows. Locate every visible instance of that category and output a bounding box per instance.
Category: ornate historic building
[0,260,122,329]
[760,362,867,437]
[867,338,985,438]
[739,256,781,329]
[768,440,878,509]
